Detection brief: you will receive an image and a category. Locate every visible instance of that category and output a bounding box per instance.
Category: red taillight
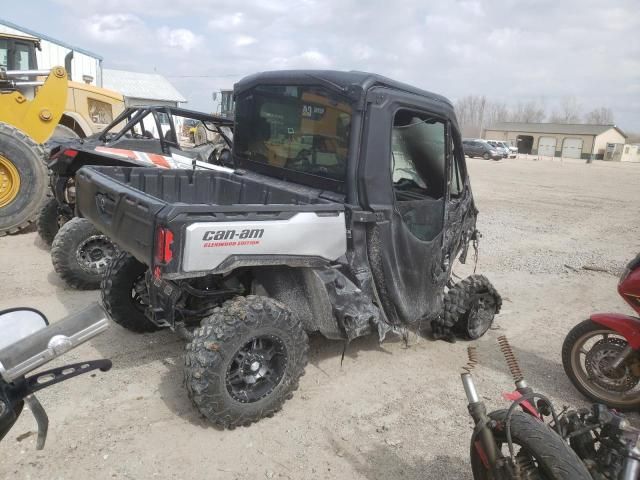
[154,227,174,265]
[63,148,78,158]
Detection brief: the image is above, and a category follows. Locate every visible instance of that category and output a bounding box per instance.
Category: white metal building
[484,122,627,160]
[103,69,186,107]
[0,18,103,86]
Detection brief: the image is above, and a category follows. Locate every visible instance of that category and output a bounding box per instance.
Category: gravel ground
[0,156,639,479]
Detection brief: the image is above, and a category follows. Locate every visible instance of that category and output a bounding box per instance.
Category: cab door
[358,87,473,326]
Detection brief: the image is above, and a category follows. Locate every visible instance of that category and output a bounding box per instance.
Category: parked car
[487,140,517,158]
[485,140,509,158]
[462,139,502,160]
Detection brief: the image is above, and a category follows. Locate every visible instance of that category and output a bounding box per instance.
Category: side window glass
[449,137,464,198]
[390,110,445,241]
[391,111,445,201]
[13,43,32,70]
[0,39,8,68]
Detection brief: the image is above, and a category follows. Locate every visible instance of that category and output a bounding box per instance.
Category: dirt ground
[0,156,639,479]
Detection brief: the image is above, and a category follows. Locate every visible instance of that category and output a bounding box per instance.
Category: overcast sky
[3,0,639,130]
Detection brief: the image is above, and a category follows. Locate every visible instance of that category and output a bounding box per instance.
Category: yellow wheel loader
[0,32,124,236]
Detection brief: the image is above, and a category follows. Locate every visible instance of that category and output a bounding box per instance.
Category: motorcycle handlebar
[0,303,109,383]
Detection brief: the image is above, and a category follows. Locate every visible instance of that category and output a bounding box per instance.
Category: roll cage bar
[98,106,233,155]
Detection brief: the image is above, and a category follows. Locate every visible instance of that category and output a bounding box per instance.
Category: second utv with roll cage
[39,106,233,289]
[75,70,501,428]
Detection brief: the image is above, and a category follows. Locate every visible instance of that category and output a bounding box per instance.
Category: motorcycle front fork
[462,373,500,470]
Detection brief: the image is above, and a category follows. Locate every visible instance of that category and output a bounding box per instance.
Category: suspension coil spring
[497,335,524,383]
[462,346,479,374]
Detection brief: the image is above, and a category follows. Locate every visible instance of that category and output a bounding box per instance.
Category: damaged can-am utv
[41,106,233,290]
[74,70,501,428]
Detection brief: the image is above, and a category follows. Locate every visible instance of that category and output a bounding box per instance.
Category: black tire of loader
[0,123,48,236]
[51,217,112,290]
[444,275,502,340]
[36,198,71,246]
[470,410,592,480]
[185,296,309,429]
[101,252,161,333]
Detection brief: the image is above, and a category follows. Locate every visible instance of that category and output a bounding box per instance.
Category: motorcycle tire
[470,409,591,480]
[562,319,640,410]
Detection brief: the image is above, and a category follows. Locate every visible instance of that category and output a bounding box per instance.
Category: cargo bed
[75,166,346,276]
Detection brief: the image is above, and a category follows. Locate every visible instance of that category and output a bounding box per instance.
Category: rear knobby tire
[51,217,117,290]
[101,251,160,333]
[445,274,502,339]
[470,410,592,480]
[36,198,71,246]
[0,123,48,236]
[185,296,309,428]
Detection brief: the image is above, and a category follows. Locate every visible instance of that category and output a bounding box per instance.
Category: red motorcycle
[563,253,640,410]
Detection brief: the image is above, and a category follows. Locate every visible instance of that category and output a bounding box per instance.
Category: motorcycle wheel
[470,410,591,480]
[562,319,640,410]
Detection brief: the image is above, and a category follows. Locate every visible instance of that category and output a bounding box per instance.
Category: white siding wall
[0,24,102,86]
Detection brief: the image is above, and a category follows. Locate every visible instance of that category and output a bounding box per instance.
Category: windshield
[234,85,352,185]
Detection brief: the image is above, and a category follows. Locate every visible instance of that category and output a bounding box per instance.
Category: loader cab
[0,33,39,72]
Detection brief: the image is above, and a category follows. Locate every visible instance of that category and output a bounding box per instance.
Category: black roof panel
[234,70,452,107]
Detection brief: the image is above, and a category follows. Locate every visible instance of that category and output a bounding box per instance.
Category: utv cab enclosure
[75,70,500,427]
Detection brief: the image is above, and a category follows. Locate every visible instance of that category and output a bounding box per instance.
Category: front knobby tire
[470,410,592,480]
[51,217,118,290]
[445,275,502,339]
[101,252,160,333]
[185,296,309,428]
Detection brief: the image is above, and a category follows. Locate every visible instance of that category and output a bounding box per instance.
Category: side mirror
[0,308,49,350]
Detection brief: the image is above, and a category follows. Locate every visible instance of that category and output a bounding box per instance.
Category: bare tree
[455,95,487,137]
[550,96,581,123]
[484,101,510,128]
[584,107,614,125]
[509,99,546,123]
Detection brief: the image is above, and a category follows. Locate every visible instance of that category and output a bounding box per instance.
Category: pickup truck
[76,70,501,428]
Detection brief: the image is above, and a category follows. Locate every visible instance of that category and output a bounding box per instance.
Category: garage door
[538,137,557,157]
[562,138,583,159]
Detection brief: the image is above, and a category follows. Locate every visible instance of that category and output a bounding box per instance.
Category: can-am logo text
[202,229,264,241]
[202,228,264,248]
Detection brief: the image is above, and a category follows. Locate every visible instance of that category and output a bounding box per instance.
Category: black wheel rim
[466,294,496,339]
[131,273,150,312]
[226,335,288,403]
[76,235,119,274]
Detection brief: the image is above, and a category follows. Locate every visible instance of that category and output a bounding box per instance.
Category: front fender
[591,313,640,349]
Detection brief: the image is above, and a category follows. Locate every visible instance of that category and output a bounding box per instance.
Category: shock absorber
[461,346,499,467]
[498,335,528,391]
